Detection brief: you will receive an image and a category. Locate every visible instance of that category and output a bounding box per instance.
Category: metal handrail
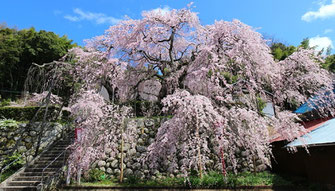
[38,152,69,191]
[0,142,37,182]
[0,129,66,182]
[40,148,69,185]
[0,157,22,181]
[39,134,74,190]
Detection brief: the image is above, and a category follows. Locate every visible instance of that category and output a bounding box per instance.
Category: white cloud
[151,6,171,15]
[64,8,121,25]
[64,15,80,22]
[302,0,335,22]
[324,28,333,34]
[309,35,333,52]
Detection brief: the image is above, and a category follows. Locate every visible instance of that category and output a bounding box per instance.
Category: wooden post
[253,156,257,175]
[120,136,124,183]
[66,167,71,185]
[220,147,227,177]
[112,88,114,104]
[197,145,203,179]
[77,168,82,185]
[196,122,203,179]
[119,119,126,183]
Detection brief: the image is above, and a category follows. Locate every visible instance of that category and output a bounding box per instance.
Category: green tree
[270,42,296,61]
[299,38,309,49]
[0,28,22,92]
[326,46,332,56]
[322,54,335,73]
[0,27,76,97]
[270,38,311,61]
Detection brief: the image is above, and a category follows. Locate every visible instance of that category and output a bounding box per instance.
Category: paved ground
[60,185,309,191]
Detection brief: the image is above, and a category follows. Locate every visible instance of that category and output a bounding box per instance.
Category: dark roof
[295,88,335,114]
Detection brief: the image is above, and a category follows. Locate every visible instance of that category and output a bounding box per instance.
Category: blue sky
[2,0,335,51]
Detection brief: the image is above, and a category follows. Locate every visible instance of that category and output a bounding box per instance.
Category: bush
[123,171,290,188]
[1,151,24,180]
[0,106,60,121]
[2,152,24,170]
[81,171,295,188]
[0,98,11,107]
[61,109,71,121]
[87,169,106,182]
[0,119,19,131]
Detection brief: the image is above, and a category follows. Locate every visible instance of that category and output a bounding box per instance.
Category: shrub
[87,169,106,182]
[0,119,19,131]
[61,109,71,121]
[1,152,24,171]
[80,171,294,188]
[0,106,60,121]
[0,99,11,107]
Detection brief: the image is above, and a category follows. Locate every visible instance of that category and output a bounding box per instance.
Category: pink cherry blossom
[28,4,335,178]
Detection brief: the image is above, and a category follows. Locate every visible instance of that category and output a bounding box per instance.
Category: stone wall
[91,117,267,179]
[91,117,164,179]
[0,122,66,166]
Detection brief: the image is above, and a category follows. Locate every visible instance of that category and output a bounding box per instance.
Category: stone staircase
[0,138,72,191]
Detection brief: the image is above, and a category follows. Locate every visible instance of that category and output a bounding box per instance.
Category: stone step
[49,148,68,151]
[43,150,68,154]
[41,152,64,156]
[7,181,40,186]
[60,142,72,144]
[41,151,67,154]
[0,186,37,191]
[38,155,67,159]
[41,153,70,158]
[48,146,68,149]
[14,176,43,181]
[20,171,55,176]
[24,168,58,173]
[29,164,63,169]
[0,137,73,191]
[41,148,65,151]
[33,160,64,164]
[33,160,65,164]
[49,146,69,148]
[40,153,66,156]
[33,159,64,164]
[50,144,70,147]
[58,141,72,143]
[54,144,71,146]
[37,157,65,160]
[54,145,70,147]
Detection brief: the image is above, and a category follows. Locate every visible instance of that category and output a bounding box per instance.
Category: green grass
[79,171,292,188]
[81,179,119,186]
[233,171,292,186]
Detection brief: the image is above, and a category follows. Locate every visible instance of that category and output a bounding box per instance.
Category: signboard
[75,128,82,142]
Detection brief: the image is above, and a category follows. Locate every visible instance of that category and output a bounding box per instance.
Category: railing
[40,148,69,186]
[38,134,73,191]
[0,127,68,183]
[0,154,26,182]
